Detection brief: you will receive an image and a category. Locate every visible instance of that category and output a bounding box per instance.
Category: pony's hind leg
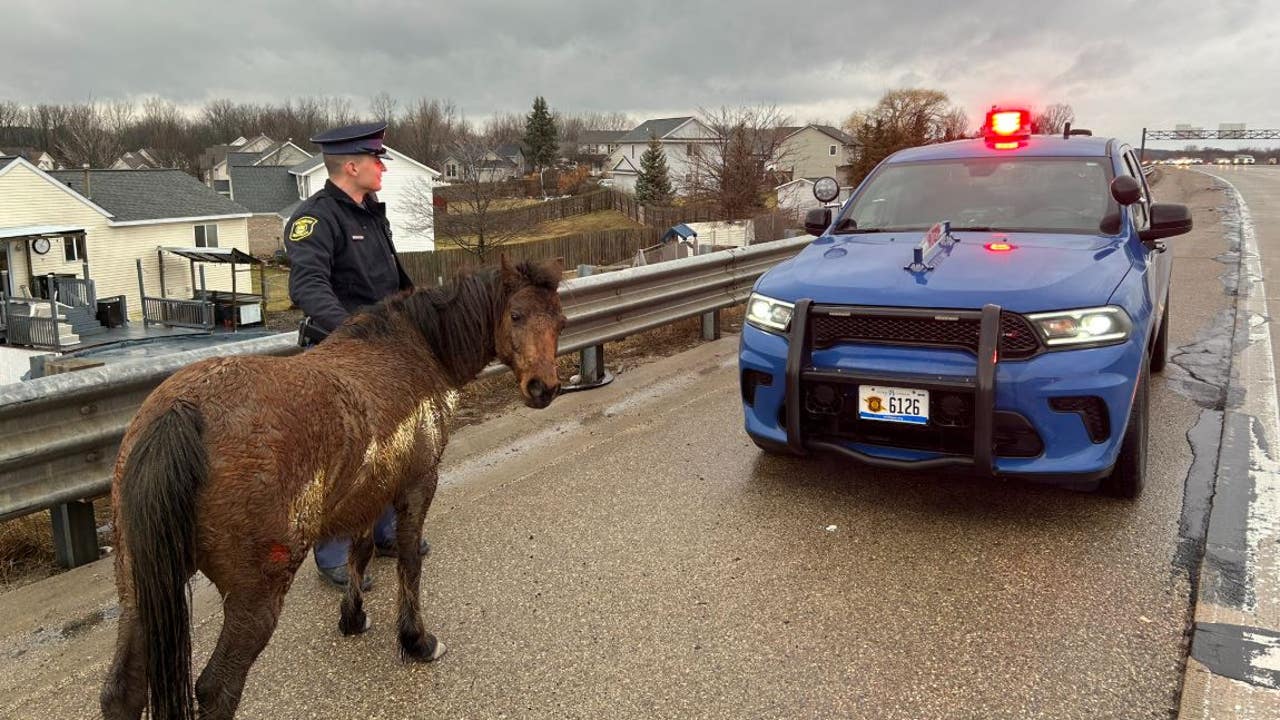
[195,585,288,720]
[100,606,147,720]
[394,469,446,662]
[338,532,375,635]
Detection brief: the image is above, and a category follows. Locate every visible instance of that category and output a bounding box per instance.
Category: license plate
[858,385,929,425]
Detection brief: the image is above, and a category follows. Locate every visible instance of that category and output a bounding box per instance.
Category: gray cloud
[2,0,1278,145]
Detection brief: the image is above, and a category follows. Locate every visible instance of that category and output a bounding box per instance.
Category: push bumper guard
[784,300,1001,476]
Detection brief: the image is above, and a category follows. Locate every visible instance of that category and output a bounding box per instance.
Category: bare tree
[396,98,466,166]
[57,101,129,168]
[1033,103,1076,135]
[689,105,794,219]
[400,136,523,262]
[0,101,23,145]
[370,92,398,125]
[482,112,524,146]
[842,88,969,183]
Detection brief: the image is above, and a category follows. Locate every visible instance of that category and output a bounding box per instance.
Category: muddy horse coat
[101,258,564,720]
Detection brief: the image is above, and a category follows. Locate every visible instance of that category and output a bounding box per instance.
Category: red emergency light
[983,108,1032,144]
[985,241,1016,252]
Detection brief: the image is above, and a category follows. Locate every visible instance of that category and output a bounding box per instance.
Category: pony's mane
[336,260,559,384]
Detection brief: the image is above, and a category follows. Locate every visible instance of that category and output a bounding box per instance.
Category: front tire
[1099,361,1149,498]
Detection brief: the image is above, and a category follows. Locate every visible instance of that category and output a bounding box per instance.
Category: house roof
[48,169,250,222]
[228,165,299,213]
[784,124,855,145]
[1,147,50,163]
[0,155,17,172]
[289,155,325,175]
[226,151,266,167]
[495,143,524,158]
[618,117,695,144]
[578,130,627,144]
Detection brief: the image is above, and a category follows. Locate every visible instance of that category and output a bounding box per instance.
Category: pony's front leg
[338,532,375,635]
[394,469,446,662]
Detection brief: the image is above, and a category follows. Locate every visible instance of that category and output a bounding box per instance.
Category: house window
[446,163,457,178]
[829,144,838,156]
[194,224,219,248]
[687,143,694,156]
[63,235,87,262]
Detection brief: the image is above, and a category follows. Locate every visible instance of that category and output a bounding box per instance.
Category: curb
[1178,172,1280,718]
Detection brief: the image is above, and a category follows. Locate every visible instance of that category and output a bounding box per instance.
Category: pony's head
[496,256,566,409]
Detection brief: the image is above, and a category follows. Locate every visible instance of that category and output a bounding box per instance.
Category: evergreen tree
[634,135,674,206]
[523,96,559,171]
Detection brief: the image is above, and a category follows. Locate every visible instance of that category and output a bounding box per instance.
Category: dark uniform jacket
[284,180,414,333]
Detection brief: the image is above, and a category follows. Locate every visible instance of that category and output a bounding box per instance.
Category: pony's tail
[119,399,207,720]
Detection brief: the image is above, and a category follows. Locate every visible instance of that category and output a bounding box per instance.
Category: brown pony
[100,257,565,720]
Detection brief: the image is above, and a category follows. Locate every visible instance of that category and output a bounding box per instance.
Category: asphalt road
[0,169,1251,719]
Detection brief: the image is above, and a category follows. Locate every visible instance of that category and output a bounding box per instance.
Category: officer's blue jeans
[314,504,398,570]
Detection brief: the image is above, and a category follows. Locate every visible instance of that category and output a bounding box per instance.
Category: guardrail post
[698,245,721,341]
[563,264,613,393]
[50,500,99,568]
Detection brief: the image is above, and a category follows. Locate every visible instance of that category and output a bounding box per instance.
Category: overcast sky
[4,0,1278,147]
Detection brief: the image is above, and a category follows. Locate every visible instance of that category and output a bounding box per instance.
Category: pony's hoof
[338,609,370,636]
[400,631,446,663]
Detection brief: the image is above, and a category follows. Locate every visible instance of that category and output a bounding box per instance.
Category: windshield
[838,157,1118,235]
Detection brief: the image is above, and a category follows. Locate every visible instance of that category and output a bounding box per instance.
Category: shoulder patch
[289,216,318,241]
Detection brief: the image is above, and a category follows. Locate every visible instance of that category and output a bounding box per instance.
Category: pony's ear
[499,253,522,291]
[543,256,565,283]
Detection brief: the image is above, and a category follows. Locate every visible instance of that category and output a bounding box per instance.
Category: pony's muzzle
[524,378,560,409]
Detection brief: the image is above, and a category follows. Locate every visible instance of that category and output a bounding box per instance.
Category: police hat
[309,121,391,158]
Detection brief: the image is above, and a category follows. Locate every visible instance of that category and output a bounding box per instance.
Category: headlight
[1025,306,1132,347]
[746,293,795,334]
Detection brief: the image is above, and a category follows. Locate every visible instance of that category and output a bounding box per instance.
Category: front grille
[811,310,1041,359]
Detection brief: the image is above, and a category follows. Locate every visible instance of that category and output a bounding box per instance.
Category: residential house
[0,157,251,327]
[439,149,521,184]
[494,143,527,174]
[277,146,441,252]
[776,124,858,186]
[226,165,299,255]
[573,130,626,174]
[207,139,311,183]
[110,148,165,170]
[606,117,720,195]
[1,147,58,171]
[200,134,280,183]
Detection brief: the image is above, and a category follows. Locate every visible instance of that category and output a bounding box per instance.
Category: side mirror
[1140,203,1193,242]
[804,208,832,236]
[1111,175,1142,206]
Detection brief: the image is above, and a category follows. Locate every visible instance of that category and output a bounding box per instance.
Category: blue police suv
[739,109,1193,497]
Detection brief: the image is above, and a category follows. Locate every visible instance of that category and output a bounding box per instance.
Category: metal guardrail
[0,235,810,529]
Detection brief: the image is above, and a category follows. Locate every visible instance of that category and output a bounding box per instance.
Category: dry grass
[447,209,646,249]
[0,498,112,591]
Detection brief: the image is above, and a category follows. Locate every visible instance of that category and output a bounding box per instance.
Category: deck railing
[142,297,214,330]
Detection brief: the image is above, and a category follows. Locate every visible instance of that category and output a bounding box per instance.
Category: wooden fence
[400,227,662,286]
[436,190,616,234]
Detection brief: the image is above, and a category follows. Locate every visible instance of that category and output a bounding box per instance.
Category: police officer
[285,121,429,589]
